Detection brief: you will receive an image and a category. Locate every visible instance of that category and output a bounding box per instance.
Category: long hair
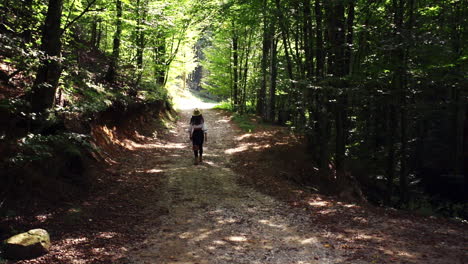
[190,115,204,125]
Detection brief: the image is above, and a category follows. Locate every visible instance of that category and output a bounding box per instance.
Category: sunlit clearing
[169,86,217,110]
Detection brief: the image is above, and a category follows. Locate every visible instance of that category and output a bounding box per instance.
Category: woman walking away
[188,108,207,165]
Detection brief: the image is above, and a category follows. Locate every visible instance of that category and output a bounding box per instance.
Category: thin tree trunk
[315,0,324,78]
[91,16,98,47]
[275,0,295,84]
[303,0,314,79]
[319,93,330,171]
[386,103,397,204]
[344,1,355,75]
[399,0,416,205]
[450,0,466,178]
[257,0,270,118]
[232,32,239,108]
[240,28,253,114]
[155,34,167,85]
[96,20,102,48]
[326,0,347,179]
[135,0,147,86]
[105,0,123,83]
[385,0,405,204]
[269,35,278,122]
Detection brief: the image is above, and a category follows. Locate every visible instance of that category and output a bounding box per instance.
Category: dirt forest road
[8,104,466,264]
[126,108,350,264]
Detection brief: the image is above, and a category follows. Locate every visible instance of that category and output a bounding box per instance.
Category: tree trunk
[154,34,167,86]
[450,0,466,178]
[303,0,313,79]
[399,0,416,205]
[326,1,345,76]
[29,0,64,113]
[105,0,123,83]
[96,20,102,48]
[326,0,347,179]
[386,103,397,204]
[344,1,355,75]
[240,29,253,114]
[257,0,270,118]
[269,35,278,122]
[90,16,98,47]
[135,0,147,86]
[315,0,324,78]
[318,93,330,171]
[232,33,239,107]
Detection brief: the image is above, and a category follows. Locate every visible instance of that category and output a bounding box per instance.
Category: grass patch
[214,101,258,132]
[213,100,234,111]
[232,114,256,132]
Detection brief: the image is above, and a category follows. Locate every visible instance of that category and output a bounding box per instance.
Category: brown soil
[2,108,466,264]
[231,122,468,264]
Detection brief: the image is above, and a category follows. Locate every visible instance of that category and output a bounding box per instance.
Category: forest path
[126,108,346,264]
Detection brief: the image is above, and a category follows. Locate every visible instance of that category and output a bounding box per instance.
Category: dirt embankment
[0,100,175,263]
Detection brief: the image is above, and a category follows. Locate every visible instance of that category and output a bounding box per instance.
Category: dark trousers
[192,129,204,158]
[194,145,203,157]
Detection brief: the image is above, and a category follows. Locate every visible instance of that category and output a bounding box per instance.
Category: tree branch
[61,0,99,34]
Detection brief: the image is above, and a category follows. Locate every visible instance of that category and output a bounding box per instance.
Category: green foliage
[0,98,30,116]
[213,100,234,111]
[138,81,170,102]
[232,114,256,132]
[8,132,92,165]
[408,195,468,220]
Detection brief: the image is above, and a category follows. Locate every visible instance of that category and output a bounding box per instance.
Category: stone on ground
[3,228,51,260]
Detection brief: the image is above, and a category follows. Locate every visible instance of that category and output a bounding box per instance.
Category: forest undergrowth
[0,106,174,263]
[228,119,467,264]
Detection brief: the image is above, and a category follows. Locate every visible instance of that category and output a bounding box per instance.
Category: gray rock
[3,229,51,260]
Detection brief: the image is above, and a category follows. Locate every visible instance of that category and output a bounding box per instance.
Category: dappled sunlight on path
[125,109,350,264]
[170,87,218,110]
